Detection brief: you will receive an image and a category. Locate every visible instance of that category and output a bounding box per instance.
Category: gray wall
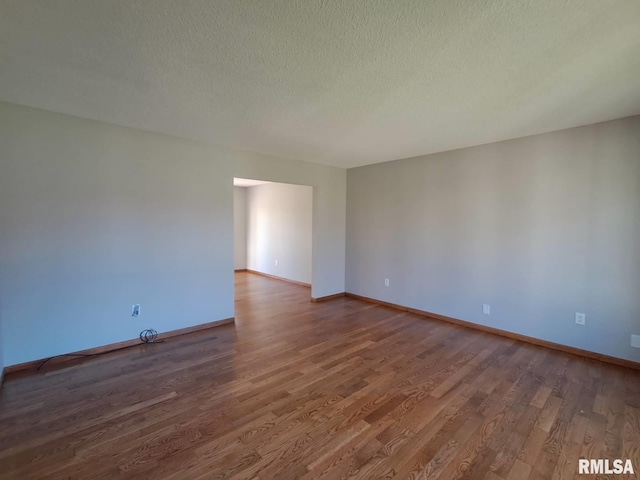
[0,101,346,366]
[0,311,4,379]
[347,116,640,362]
[234,187,247,270]
[247,183,312,284]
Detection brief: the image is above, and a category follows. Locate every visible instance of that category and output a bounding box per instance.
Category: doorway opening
[233,177,313,316]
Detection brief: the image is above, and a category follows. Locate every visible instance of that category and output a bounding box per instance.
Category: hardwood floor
[1,272,639,479]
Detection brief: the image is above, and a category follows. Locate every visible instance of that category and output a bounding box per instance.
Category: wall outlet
[631,334,640,348]
[132,304,140,317]
[575,312,586,325]
[384,278,390,287]
[275,259,279,266]
[482,304,490,315]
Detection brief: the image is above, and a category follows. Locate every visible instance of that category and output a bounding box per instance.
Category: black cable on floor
[36,329,163,370]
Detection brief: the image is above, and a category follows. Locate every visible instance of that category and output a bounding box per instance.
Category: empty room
[0,1,639,479]
[234,178,313,288]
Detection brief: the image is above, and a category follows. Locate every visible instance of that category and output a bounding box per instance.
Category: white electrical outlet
[482,304,490,315]
[631,334,640,348]
[132,304,141,317]
[384,278,390,287]
[575,312,586,325]
[275,259,279,266]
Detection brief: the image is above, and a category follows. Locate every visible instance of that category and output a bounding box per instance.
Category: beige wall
[247,183,312,284]
[0,101,346,366]
[347,116,640,362]
[234,187,248,270]
[232,154,346,300]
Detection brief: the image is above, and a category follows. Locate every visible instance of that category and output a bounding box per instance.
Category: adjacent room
[234,178,313,289]
[1,1,639,479]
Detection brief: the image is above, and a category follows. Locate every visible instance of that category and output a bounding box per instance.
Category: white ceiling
[1,1,639,168]
[234,178,272,188]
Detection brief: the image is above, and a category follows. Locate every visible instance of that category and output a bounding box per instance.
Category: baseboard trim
[246,269,311,288]
[234,268,248,272]
[4,317,235,375]
[345,293,640,371]
[311,292,346,303]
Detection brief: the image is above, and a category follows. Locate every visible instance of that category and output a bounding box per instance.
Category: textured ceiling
[1,1,640,168]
